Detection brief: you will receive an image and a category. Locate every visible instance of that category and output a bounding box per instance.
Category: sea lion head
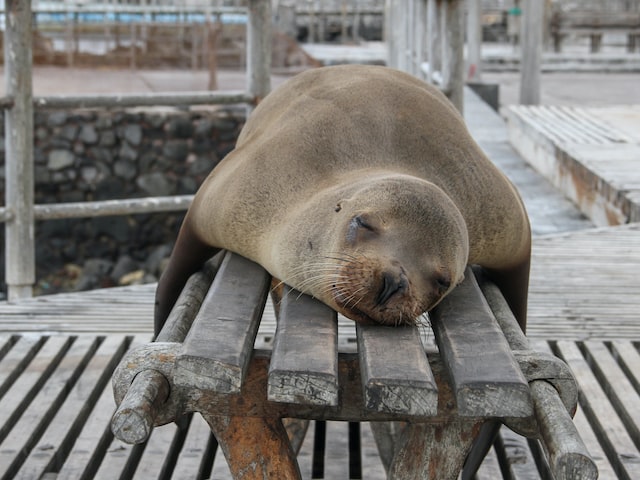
[272,174,470,326]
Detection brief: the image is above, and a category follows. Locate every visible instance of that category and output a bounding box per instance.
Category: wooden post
[426,0,441,84]
[4,0,35,301]
[466,0,482,81]
[247,0,272,103]
[441,0,465,113]
[520,0,543,105]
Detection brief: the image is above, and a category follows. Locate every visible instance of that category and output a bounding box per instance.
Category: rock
[61,124,79,142]
[114,159,137,180]
[166,116,194,138]
[99,130,116,147]
[47,111,68,127]
[94,177,124,200]
[137,172,174,196]
[144,244,173,276]
[194,118,214,138]
[123,124,143,146]
[80,165,100,183]
[79,125,99,144]
[188,155,216,176]
[118,269,146,286]
[74,258,115,291]
[82,258,113,277]
[163,139,188,161]
[93,216,132,243]
[111,254,140,282]
[49,149,75,171]
[118,141,138,162]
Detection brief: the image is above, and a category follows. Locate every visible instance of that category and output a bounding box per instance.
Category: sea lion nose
[376,271,409,306]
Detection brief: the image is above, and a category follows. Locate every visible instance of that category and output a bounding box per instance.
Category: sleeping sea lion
[155,64,531,334]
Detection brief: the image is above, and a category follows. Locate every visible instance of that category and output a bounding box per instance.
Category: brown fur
[155,65,531,334]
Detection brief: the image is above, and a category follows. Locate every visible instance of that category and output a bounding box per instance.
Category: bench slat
[430,268,532,417]
[357,324,438,416]
[268,286,339,406]
[174,252,271,393]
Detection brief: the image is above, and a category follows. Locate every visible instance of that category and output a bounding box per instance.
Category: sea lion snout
[376,269,409,306]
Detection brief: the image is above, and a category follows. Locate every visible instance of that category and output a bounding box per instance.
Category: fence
[1,0,272,302]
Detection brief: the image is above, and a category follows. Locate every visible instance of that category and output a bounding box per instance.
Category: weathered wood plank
[174,252,271,393]
[0,336,99,479]
[14,335,129,479]
[268,286,339,406]
[430,268,532,417]
[496,427,543,480]
[360,423,389,480]
[132,422,180,479]
[57,335,147,480]
[156,254,222,343]
[169,413,215,480]
[530,340,616,479]
[357,324,437,416]
[0,336,72,443]
[555,340,640,479]
[92,436,140,480]
[0,335,45,397]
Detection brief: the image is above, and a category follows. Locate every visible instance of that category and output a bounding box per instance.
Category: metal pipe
[33,91,254,109]
[32,195,193,221]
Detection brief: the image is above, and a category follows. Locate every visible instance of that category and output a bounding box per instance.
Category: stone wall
[0,107,246,297]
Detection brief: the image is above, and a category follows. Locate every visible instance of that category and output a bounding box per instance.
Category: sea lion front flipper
[154,216,220,336]
[484,255,531,333]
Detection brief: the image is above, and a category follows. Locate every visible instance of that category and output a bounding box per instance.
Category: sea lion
[155,64,531,334]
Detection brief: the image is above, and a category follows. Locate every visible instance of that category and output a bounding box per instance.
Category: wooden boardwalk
[508,104,640,226]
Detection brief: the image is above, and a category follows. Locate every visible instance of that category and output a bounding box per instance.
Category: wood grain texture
[174,252,270,393]
[431,268,532,418]
[357,324,437,416]
[268,286,338,406]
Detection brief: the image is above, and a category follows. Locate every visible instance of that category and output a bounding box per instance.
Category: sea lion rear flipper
[154,217,220,336]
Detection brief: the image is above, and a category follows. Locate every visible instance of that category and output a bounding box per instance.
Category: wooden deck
[1,331,638,479]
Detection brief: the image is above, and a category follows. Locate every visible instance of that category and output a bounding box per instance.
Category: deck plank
[555,340,640,479]
[14,335,129,480]
[169,414,215,480]
[0,336,99,479]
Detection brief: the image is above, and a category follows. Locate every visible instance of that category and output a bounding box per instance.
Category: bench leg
[203,414,302,480]
[388,419,485,480]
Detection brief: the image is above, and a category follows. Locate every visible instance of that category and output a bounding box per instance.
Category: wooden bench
[551,11,640,53]
[111,251,597,479]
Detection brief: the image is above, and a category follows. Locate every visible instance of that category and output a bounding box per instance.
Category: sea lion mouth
[333,291,417,327]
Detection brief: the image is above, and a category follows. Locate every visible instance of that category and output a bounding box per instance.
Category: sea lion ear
[335,203,342,212]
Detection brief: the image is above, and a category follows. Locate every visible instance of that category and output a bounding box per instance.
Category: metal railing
[2,0,272,301]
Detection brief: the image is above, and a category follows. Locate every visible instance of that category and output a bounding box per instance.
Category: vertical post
[247,0,272,103]
[4,0,35,301]
[414,0,425,79]
[384,0,396,68]
[466,0,482,82]
[441,0,465,113]
[426,0,441,84]
[520,0,543,104]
